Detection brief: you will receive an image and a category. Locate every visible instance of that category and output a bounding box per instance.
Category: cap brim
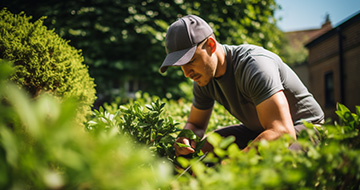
[160,45,197,73]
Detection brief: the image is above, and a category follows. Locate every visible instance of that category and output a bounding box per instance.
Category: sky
[275,0,360,32]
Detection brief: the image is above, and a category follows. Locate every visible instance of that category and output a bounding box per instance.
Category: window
[324,72,335,107]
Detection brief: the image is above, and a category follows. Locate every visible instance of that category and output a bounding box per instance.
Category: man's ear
[207,37,216,54]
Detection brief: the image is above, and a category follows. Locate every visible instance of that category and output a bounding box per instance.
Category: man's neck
[214,43,227,78]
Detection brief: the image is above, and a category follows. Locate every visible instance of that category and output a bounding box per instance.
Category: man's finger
[190,139,196,149]
[182,138,196,151]
[175,137,195,156]
[182,138,191,146]
[181,138,195,152]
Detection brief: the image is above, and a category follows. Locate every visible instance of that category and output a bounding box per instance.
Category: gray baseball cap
[160,15,213,73]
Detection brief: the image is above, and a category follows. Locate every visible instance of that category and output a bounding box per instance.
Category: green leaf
[177,129,198,141]
[356,106,360,117]
[176,156,190,168]
[207,132,222,147]
[195,139,206,151]
[337,103,351,113]
[176,143,191,148]
[219,136,235,149]
[145,104,153,111]
[99,106,104,113]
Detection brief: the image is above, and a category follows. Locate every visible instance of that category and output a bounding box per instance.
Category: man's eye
[188,59,195,65]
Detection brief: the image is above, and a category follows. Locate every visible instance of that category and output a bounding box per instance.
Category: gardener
[159,15,324,156]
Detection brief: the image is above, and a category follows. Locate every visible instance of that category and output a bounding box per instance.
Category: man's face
[180,40,217,86]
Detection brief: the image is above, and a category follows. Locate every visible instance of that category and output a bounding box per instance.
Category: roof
[306,11,360,48]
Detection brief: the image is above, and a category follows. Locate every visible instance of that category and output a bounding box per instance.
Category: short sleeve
[241,55,284,105]
[192,82,215,110]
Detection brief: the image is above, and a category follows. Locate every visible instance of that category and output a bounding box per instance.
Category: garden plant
[0,8,96,124]
[1,8,360,190]
[1,58,360,189]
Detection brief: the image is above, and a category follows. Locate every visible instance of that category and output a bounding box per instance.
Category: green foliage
[88,92,360,189]
[0,8,96,124]
[1,58,360,189]
[86,91,238,164]
[0,62,172,189]
[87,98,181,162]
[336,103,360,130]
[172,104,360,190]
[102,91,239,132]
[3,0,284,104]
[279,38,308,66]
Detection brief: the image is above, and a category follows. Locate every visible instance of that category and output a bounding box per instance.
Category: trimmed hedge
[0,8,96,124]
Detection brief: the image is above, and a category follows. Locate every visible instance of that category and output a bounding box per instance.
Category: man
[160,15,324,156]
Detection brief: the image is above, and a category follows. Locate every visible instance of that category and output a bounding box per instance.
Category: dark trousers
[213,124,319,150]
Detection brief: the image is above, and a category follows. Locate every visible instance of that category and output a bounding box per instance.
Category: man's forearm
[243,128,295,152]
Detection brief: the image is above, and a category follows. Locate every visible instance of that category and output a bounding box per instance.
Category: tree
[2,0,284,106]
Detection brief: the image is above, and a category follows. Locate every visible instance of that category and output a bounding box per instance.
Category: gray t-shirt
[193,44,324,133]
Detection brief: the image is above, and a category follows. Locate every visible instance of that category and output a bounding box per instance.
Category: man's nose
[181,65,193,78]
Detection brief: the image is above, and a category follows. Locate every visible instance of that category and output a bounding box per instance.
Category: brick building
[305,11,360,120]
[287,16,332,89]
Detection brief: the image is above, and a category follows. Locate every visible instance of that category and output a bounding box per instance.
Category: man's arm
[175,105,212,156]
[243,90,296,152]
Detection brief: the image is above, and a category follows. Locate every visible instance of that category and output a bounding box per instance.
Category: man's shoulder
[223,44,265,68]
[223,44,258,75]
[222,44,260,53]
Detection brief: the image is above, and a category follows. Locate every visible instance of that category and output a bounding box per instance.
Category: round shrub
[0,8,96,124]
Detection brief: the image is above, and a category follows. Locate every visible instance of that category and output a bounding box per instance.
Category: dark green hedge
[0,8,96,124]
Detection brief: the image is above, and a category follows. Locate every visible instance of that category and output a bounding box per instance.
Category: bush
[86,91,240,161]
[91,93,360,190]
[171,103,360,190]
[87,98,181,163]
[0,8,96,124]
[1,60,360,189]
[0,61,172,189]
[1,58,359,189]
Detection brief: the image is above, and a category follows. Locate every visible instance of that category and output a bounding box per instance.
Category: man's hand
[174,137,196,156]
[175,105,212,157]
